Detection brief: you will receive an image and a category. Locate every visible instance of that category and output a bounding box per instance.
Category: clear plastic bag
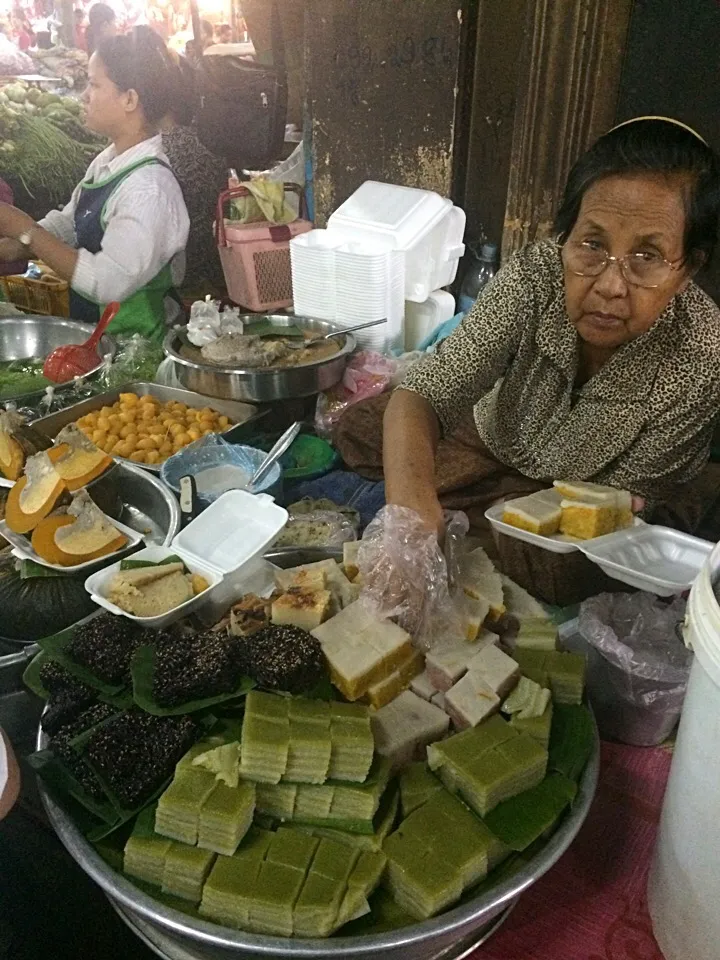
[101,335,165,388]
[186,299,244,347]
[314,351,397,439]
[578,592,692,745]
[273,511,358,549]
[357,505,468,651]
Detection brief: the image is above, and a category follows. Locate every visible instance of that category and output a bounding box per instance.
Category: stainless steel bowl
[39,741,598,960]
[35,539,599,960]
[163,316,356,403]
[0,316,115,401]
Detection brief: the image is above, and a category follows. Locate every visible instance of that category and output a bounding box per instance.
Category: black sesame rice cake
[65,614,148,686]
[82,707,201,810]
[150,631,246,709]
[238,625,326,694]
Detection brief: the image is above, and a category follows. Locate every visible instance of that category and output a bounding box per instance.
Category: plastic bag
[101,335,165,388]
[186,298,244,347]
[314,351,397,440]
[578,592,692,745]
[357,505,468,651]
[273,510,358,549]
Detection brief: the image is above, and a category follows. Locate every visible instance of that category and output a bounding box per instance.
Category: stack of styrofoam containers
[290,181,465,353]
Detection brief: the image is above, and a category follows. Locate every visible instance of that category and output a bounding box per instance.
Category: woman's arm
[383,390,444,537]
[0,204,78,278]
[382,246,541,533]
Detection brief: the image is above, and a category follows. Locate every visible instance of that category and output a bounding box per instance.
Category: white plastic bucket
[647,540,720,960]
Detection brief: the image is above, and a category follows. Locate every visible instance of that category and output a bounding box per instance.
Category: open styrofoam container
[486,502,712,595]
[84,489,288,629]
[577,525,713,596]
[1,515,143,573]
[484,502,610,555]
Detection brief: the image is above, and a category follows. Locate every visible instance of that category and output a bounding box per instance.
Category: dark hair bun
[96,30,181,126]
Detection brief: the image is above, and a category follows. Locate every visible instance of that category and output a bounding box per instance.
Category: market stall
[0,106,717,960]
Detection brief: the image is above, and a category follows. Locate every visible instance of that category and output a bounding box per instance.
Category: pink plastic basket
[216,184,312,312]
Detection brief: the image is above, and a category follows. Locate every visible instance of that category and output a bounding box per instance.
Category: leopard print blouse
[401,239,720,506]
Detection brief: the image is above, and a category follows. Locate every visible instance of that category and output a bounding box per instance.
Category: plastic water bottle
[459,242,498,314]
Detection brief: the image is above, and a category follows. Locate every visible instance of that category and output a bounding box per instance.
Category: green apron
[71,156,178,342]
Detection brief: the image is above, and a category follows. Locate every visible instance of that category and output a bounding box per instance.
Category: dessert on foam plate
[24,545,598,949]
[486,479,712,596]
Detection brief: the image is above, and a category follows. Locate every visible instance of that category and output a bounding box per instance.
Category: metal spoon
[248,421,302,491]
[286,318,388,349]
[322,318,387,340]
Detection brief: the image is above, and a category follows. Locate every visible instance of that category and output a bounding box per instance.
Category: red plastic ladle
[43,302,120,383]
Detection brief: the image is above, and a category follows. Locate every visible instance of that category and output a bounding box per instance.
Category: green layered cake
[239,693,375,786]
[253,756,392,831]
[240,691,291,784]
[162,843,217,901]
[512,650,585,705]
[285,785,399,852]
[124,816,173,886]
[199,826,386,937]
[197,780,256,856]
[399,762,444,817]
[328,702,375,782]
[514,618,558,651]
[510,700,554,748]
[383,790,500,919]
[427,715,547,817]
[155,767,218,845]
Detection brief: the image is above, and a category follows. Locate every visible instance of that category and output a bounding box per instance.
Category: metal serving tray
[29,382,266,473]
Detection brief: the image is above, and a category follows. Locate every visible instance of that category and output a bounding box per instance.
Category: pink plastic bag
[314,351,396,439]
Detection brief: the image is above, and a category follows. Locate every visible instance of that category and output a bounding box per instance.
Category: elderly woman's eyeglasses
[562,240,683,288]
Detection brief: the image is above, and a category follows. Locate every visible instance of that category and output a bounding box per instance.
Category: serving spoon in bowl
[43,302,119,383]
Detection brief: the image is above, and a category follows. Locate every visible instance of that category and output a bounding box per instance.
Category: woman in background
[0,30,189,340]
[135,25,226,293]
[85,2,116,55]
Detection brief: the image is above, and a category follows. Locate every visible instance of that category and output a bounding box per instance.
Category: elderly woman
[338,119,720,554]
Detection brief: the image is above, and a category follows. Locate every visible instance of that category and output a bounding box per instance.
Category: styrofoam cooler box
[327,181,466,302]
[404,290,456,351]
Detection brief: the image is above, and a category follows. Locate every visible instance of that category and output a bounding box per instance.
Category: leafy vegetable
[548,704,596,782]
[483,774,578,852]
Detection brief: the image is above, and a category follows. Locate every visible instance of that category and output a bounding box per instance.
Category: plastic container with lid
[327,181,466,302]
[84,489,288,629]
[485,504,712,595]
[647,540,720,960]
[404,290,456,351]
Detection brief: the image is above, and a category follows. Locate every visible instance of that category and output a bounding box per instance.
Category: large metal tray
[35,545,600,960]
[30,382,266,474]
[164,316,356,403]
[38,723,598,960]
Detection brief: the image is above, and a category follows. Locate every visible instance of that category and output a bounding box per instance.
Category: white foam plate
[577,525,713,596]
[0,515,143,573]
[0,478,12,489]
[484,502,602,554]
